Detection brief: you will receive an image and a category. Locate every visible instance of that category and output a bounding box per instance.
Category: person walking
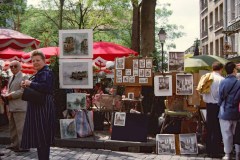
[197,61,224,158]
[21,50,55,160]
[2,61,28,152]
[218,61,240,160]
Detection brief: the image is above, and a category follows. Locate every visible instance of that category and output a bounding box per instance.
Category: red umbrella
[0,48,25,61]
[93,41,138,61]
[21,46,59,63]
[0,28,40,51]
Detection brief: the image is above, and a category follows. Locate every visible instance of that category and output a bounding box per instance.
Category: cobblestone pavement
[0,145,224,160]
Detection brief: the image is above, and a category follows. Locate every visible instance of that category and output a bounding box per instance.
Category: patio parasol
[0,28,40,51]
[0,48,25,61]
[184,55,229,73]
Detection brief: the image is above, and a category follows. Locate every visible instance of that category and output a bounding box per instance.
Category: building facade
[200,0,224,57]
[200,0,240,59]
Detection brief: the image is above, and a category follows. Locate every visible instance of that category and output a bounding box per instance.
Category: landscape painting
[67,93,86,110]
[60,119,77,139]
[59,59,93,89]
[59,29,93,58]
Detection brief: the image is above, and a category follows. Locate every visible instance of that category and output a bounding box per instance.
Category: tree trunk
[131,0,141,54]
[140,0,156,57]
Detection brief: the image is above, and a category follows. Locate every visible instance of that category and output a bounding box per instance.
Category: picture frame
[114,112,126,126]
[129,76,135,83]
[116,70,122,77]
[139,69,145,77]
[59,59,93,89]
[133,69,139,76]
[146,59,153,68]
[133,59,138,69]
[116,77,122,83]
[115,57,125,69]
[145,69,151,77]
[156,134,176,155]
[67,93,86,110]
[139,78,148,83]
[123,76,129,83]
[139,59,145,68]
[128,92,134,99]
[168,52,184,72]
[154,75,172,96]
[179,133,198,154]
[125,69,131,76]
[59,29,93,59]
[60,119,77,139]
[176,73,193,95]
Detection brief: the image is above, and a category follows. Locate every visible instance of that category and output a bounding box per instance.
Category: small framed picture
[125,69,131,76]
[67,93,86,110]
[59,29,93,59]
[59,59,93,89]
[114,112,126,126]
[139,78,148,83]
[123,76,129,83]
[129,76,135,83]
[156,134,176,155]
[133,59,139,69]
[60,119,77,139]
[176,73,193,95]
[116,70,122,77]
[133,69,139,76]
[115,57,125,69]
[168,52,184,72]
[116,77,122,83]
[146,59,153,68]
[128,92,134,99]
[139,69,145,77]
[139,59,145,68]
[154,75,172,96]
[145,69,151,77]
[179,133,198,154]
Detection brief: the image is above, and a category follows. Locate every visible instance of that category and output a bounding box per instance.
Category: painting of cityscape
[67,93,86,110]
[60,119,77,139]
[179,133,198,154]
[156,134,176,155]
[176,73,193,95]
[59,29,93,58]
[154,75,172,96]
[168,52,184,72]
[59,59,93,89]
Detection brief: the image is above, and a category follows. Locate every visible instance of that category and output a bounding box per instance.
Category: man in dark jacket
[218,61,240,160]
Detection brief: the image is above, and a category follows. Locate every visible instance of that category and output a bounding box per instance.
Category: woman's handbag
[22,87,45,104]
[234,121,240,144]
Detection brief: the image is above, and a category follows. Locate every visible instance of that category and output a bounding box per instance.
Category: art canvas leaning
[59,29,93,58]
[179,133,198,154]
[59,59,93,89]
[156,134,176,155]
[60,119,77,139]
[176,73,193,95]
[67,93,86,110]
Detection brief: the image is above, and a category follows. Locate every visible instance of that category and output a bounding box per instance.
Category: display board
[114,57,153,86]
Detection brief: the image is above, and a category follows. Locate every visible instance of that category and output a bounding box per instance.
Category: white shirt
[202,71,224,104]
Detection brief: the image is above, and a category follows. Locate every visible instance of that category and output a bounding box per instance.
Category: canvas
[59,29,93,58]
[179,133,198,154]
[59,59,93,89]
[156,134,176,155]
[60,119,77,139]
[67,93,87,110]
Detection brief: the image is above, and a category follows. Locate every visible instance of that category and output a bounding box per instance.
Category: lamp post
[158,28,167,73]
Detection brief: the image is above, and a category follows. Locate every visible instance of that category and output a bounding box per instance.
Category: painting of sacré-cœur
[59,29,93,59]
[59,59,93,89]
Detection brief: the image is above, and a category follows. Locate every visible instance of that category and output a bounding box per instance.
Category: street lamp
[158,28,167,73]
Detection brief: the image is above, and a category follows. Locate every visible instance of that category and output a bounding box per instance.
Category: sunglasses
[9,65,18,69]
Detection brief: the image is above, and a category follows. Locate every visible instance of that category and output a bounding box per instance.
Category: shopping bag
[234,121,240,144]
[75,110,94,137]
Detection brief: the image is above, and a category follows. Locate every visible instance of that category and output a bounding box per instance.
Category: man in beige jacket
[2,61,28,152]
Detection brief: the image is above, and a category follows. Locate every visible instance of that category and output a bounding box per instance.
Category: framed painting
[154,75,172,96]
[67,93,86,110]
[60,119,77,139]
[156,134,176,155]
[115,57,125,69]
[168,52,184,72]
[59,29,93,59]
[128,92,134,99]
[59,59,93,89]
[179,133,198,154]
[114,112,126,126]
[176,73,193,95]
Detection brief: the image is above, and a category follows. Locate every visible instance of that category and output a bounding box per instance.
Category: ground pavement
[0,145,225,160]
